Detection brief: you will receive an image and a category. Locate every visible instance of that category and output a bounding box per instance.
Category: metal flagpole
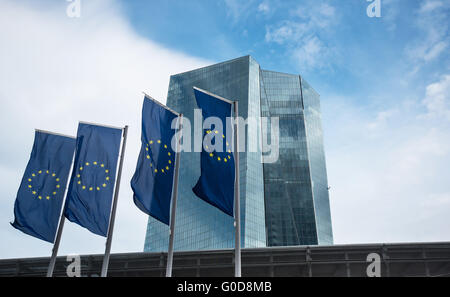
[233,101,241,277]
[46,213,66,277]
[47,142,76,277]
[166,114,183,277]
[100,125,128,277]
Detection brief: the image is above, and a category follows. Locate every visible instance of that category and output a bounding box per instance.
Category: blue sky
[118,0,448,102]
[0,0,449,259]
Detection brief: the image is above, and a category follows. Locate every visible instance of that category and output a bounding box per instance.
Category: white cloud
[257,1,270,14]
[405,0,449,66]
[223,0,257,22]
[419,0,445,13]
[423,41,448,61]
[265,3,337,71]
[382,0,399,31]
[324,76,450,244]
[292,35,327,69]
[422,192,450,208]
[318,3,335,17]
[291,3,336,29]
[367,108,398,130]
[422,74,450,120]
[0,0,210,259]
[265,21,307,44]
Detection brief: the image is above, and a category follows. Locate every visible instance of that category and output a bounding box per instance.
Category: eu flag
[64,122,122,237]
[192,87,235,217]
[131,96,178,225]
[11,130,75,243]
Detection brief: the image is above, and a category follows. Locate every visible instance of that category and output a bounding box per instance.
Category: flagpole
[47,149,76,277]
[46,209,66,277]
[101,125,128,277]
[233,101,241,277]
[166,114,183,277]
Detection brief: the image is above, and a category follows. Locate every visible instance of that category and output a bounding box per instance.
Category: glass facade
[260,70,333,246]
[144,56,332,252]
[301,78,333,245]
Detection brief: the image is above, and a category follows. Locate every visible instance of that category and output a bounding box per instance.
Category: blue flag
[64,122,122,237]
[131,97,178,225]
[192,88,235,217]
[11,130,75,243]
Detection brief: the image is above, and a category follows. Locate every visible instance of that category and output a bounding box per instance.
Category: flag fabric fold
[131,96,178,225]
[192,88,235,217]
[64,123,122,237]
[11,131,75,243]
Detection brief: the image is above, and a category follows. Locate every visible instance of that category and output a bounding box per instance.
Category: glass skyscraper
[144,56,333,252]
